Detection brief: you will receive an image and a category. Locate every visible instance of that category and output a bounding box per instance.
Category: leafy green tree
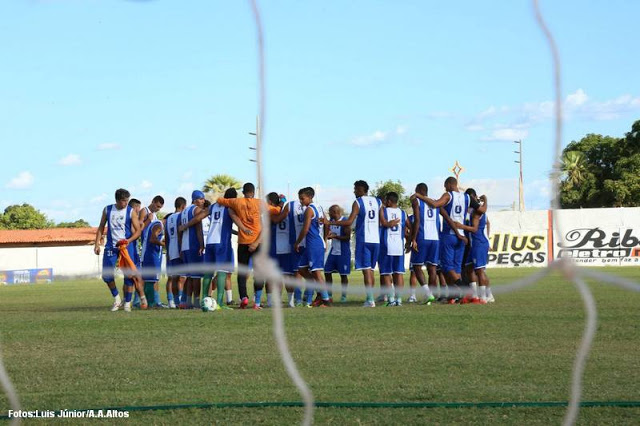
[560,120,640,208]
[56,219,91,228]
[0,204,54,230]
[372,180,411,211]
[202,174,243,200]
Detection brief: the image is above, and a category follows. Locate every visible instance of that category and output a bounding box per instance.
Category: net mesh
[1,1,640,426]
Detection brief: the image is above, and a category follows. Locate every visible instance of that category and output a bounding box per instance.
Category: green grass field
[1,267,639,425]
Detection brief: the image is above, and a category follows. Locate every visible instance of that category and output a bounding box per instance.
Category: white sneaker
[110,299,122,312]
[168,301,177,309]
[363,300,376,308]
[288,300,295,308]
[487,296,495,303]
[124,302,132,312]
[408,295,417,303]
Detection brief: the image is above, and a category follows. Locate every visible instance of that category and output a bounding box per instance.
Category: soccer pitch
[1,268,639,425]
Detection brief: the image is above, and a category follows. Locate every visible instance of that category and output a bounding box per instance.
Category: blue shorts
[299,245,325,271]
[167,257,185,277]
[181,249,204,278]
[141,258,162,282]
[410,239,440,266]
[102,244,137,284]
[324,253,351,275]
[276,253,295,275]
[440,234,466,274]
[204,243,234,273]
[379,249,405,275]
[355,241,379,270]
[470,240,489,270]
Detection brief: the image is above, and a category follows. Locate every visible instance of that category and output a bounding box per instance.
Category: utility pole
[248,116,261,198]
[514,140,525,211]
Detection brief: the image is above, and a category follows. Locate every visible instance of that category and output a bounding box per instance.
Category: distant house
[0,228,101,279]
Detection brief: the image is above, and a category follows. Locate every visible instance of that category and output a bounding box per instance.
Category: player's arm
[138,208,150,231]
[94,208,108,255]
[294,207,313,252]
[228,208,252,235]
[150,223,165,247]
[476,195,488,215]
[248,229,262,252]
[439,207,467,244]
[409,199,420,251]
[412,192,450,209]
[331,201,358,226]
[269,202,289,224]
[195,219,204,255]
[378,206,400,228]
[454,214,480,234]
[179,207,207,232]
[126,209,143,244]
[164,217,171,248]
[486,217,491,237]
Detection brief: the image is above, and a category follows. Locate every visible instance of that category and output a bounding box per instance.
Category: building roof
[0,228,98,245]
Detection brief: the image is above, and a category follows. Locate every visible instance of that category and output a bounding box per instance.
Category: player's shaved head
[224,188,238,199]
[444,176,458,191]
[152,195,164,205]
[174,197,187,209]
[203,199,211,209]
[415,183,428,195]
[386,192,399,204]
[128,198,141,207]
[329,204,341,214]
[242,183,255,196]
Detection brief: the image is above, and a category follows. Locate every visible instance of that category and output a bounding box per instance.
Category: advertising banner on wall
[487,210,550,268]
[0,268,53,285]
[553,208,640,266]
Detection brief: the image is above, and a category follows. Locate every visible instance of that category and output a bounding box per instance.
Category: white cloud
[182,171,193,181]
[566,88,588,107]
[183,144,198,151]
[177,182,195,195]
[140,180,152,190]
[350,130,388,146]
[481,128,529,142]
[97,143,120,151]
[90,193,107,204]
[348,125,409,147]
[58,153,81,166]
[5,171,34,189]
[468,89,640,138]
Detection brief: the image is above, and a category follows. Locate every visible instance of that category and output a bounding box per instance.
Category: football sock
[294,287,303,303]
[287,292,294,305]
[144,282,154,305]
[304,289,313,305]
[202,274,213,298]
[487,287,494,299]
[422,284,432,298]
[110,287,119,297]
[321,290,329,301]
[225,289,233,303]
[133,292,140,305]
[194,297,200,308]
[216,273,226,306]
[254,289,263,306]
[153,290,161,306]
[167,293,174,304]
[124,289,133,303]
[341,285,348,298]
[410,287,417,298]
[178,290,185,305]
[470,282,478,298]
[267,293,273,307]
[479,285,487,299]
[140,295,148,307]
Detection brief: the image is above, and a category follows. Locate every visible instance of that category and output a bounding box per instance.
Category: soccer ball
[201,297,218,312]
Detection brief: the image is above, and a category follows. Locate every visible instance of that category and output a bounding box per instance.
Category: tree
[0,204,54,230]
[371,180,411,211]
[202,174,243,201]
[56,219,91,228]
[559,120,640,208]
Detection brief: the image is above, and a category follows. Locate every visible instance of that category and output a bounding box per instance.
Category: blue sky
[1,0,638,225]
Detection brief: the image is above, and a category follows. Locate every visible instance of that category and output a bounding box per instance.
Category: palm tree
[202,174,243,200]
[561,151,588,186]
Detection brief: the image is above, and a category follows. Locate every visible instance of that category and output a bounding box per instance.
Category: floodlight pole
[249,115,261,198]
[514,140,525,211]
